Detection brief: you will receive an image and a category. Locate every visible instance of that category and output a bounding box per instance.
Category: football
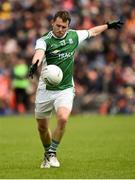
[42,65,63,86]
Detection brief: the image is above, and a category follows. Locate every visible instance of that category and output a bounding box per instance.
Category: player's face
[52,17,69,38]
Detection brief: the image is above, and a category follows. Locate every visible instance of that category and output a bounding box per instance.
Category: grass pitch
[0,114,135,179]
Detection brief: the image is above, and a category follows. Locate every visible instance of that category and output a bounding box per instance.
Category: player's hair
[53,11,71,24]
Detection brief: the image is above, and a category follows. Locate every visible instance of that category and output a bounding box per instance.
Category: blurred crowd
[0,0,135,115]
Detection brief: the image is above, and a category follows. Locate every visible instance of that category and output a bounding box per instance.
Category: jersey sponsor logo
[59,51,74,60]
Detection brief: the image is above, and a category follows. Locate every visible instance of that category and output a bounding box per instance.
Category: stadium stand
[0,0,135,115]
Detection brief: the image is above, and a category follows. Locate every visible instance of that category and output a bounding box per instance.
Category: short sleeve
[35,38,46,51]
[76,30,90,44]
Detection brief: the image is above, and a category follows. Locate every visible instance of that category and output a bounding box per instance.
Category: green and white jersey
[35,29,90,90]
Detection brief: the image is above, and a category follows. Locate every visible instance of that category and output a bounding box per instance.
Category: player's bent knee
[58,115,68,126]
[57,108,70,120]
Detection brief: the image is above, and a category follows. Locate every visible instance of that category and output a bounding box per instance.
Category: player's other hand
[28,60,39,78]
[107,19,124,29]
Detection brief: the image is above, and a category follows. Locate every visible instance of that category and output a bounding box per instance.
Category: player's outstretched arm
[88,19,124,37]
[28,49,44,78]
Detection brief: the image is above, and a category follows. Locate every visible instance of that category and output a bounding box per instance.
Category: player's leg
[37,118,52,154]
[36,118,52,168]
[48,88,74,167]
[35,105,53,168]
[48,107,71,167]
[52,107,71,143]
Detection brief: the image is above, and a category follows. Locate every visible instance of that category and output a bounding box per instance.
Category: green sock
[48,139,59,153]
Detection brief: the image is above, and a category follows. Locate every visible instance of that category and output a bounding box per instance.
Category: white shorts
[35,87,75,119]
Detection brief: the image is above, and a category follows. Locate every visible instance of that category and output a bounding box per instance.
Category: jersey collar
[51,31,68,39]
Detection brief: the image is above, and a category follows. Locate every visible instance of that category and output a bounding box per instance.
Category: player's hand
[28,60,39,78]
[107,19,124,29]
